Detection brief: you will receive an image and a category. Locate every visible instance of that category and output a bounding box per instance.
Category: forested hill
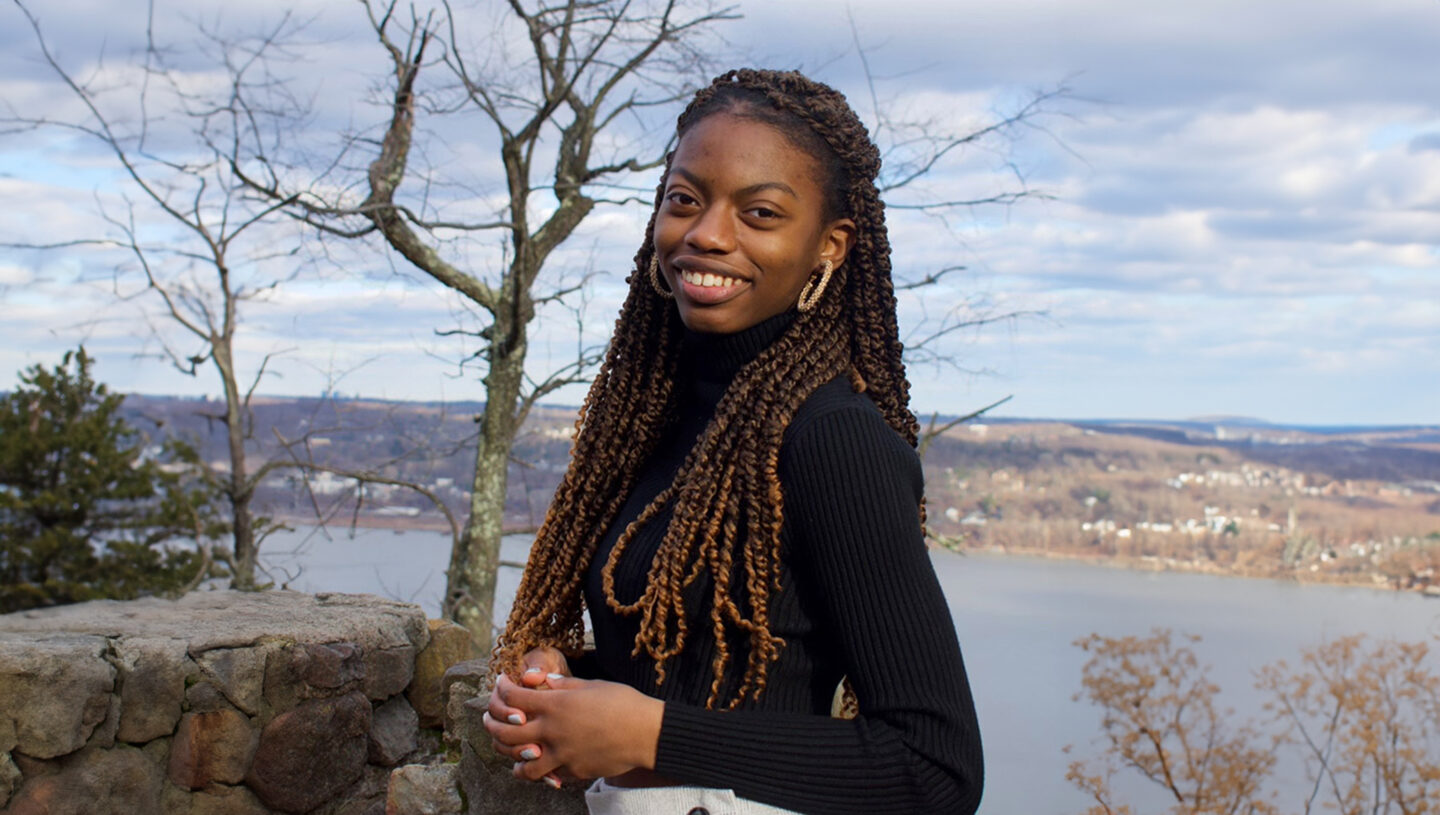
[103,393,1440,589]
[1069,420,1440,483]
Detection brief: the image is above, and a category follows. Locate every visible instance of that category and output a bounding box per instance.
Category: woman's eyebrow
[737,181,799,199]
[669,167,798,199]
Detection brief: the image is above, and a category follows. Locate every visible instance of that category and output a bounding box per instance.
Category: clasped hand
[477,647,665,785]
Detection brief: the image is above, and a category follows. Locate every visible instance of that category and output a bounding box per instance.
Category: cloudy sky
[2,0,1437,426]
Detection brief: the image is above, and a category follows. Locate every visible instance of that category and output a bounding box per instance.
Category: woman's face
[653,113,854,335]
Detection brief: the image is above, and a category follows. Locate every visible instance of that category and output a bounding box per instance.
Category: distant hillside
[118,394,1440,591]
[1068,421,1440,483]
[919,418,1439,591]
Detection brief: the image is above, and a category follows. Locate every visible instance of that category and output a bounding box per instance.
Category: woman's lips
[676,267,750,305]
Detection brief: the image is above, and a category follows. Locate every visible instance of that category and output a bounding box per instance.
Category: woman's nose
[684,205,735,253]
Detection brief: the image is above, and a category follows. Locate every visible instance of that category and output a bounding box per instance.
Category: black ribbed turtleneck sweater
[581,312,983,814]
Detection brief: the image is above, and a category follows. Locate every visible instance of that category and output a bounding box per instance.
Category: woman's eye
[748,207,779,219]
[665,191,698,207]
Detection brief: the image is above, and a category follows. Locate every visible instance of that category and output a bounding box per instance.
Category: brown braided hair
[495,69,920,709]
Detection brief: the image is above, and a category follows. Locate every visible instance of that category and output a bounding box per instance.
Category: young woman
[483,69,983,815]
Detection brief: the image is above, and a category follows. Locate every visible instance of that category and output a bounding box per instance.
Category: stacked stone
[0,591,446,815]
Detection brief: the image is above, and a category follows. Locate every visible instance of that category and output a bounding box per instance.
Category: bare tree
[237,0,738,647]
[223,1,1068,645]
[2,0,308,587]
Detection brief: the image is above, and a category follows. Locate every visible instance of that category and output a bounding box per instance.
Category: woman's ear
[820,217,857,270]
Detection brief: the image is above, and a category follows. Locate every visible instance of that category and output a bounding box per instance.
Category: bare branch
[887,191,1052,211]
[894,264,966,292]
[879,83,1075,196]
[917,395,1013,459]
[277,445,462,554]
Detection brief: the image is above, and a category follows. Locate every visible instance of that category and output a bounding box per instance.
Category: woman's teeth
[681,270,740,288]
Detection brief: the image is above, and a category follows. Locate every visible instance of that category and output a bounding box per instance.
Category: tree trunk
[230,488,257,589]
[213,338,257,589]
[445,318,528,651]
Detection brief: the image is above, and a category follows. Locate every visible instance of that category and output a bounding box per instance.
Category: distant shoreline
[271,513,459,535]
[953,544,1427,596]
[270,512,543,539]
[271,512,1427,597]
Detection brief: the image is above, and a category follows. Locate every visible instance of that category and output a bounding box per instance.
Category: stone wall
[0,591,433,815]
[0,591,594,815]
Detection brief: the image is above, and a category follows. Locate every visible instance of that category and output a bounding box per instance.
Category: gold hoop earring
[796,260,834,313]
[648,253,674,300]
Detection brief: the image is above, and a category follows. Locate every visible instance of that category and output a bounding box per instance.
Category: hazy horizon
[105,388,1438,431]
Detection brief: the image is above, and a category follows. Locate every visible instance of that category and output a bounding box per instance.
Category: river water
[259,526,1440,814]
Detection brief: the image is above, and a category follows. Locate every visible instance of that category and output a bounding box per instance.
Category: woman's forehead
[670,113,826,193]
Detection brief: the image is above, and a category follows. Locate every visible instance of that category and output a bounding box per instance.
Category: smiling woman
[652,113,855,335]
[483,69,983,815]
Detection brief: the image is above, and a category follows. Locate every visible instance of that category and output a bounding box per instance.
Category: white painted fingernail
[544,774,563,789]
[507,713,524,725]
[546,673,564,681]
[520,747,539,760]
[524,667,542,675]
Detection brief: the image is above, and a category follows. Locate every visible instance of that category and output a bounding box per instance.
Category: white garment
[584,777,802,815]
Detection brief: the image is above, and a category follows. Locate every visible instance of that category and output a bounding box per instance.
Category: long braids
[497,69,918,709]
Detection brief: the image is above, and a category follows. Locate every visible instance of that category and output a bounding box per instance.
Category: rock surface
[439,659,491,707]
[0,752,20,809]
[169,709,259,789]
[161,781,272,815]
[362,645,418,701]
[3,745,163,815]
[385,763,463,815]
[246,691,372,813]
[406,620,479,728]
[196,646,269,717]
[0,633,115,759]
[0,591,431,815]
[292,641,365,690]
[0,591,428,651]
[114,636,192,743]
[368,697,420,767]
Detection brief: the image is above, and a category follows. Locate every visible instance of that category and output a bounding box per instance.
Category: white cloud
[2,0,1437,424]
[0,264,32,285]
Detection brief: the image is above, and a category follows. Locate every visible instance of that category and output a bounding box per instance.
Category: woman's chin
[674,304,765,335]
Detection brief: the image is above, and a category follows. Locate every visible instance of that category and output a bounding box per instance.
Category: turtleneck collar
[678,310,797,385]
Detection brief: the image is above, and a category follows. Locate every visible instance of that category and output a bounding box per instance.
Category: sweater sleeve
[652,402,984,814]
